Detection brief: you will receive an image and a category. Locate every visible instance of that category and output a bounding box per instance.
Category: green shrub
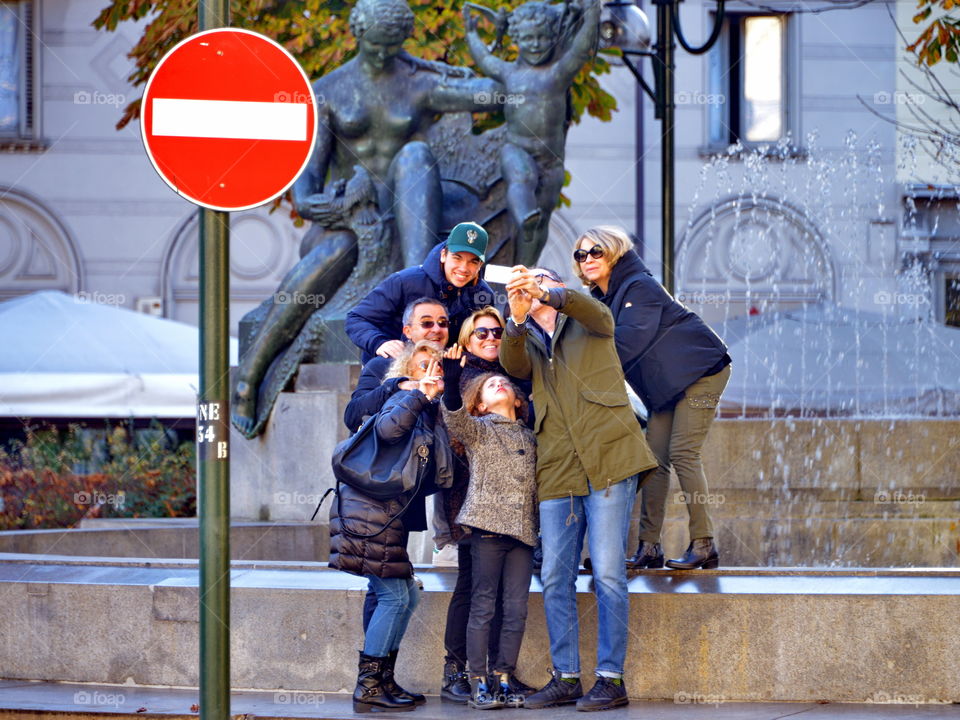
[0,423,196,530]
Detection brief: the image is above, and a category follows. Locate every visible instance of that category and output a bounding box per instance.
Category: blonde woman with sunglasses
[573,226,731,571]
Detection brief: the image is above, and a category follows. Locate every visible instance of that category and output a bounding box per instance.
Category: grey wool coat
[442,405,539,548]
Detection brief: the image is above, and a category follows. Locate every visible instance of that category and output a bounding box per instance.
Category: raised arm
[462,6,509,81]
[551,288,614,337]
[440,353,483,446]
[499,288,534,379]
[554,0,601,81]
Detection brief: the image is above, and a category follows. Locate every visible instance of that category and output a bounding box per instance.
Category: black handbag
[330,410,430,500]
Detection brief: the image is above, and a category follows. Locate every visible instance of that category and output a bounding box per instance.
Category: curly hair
[384,340,444,380]
[349,0,415,41]
[507,1,563,38]
[462,372,529,424]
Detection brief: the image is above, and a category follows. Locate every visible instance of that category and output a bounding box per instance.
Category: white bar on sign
[152,98,307,141]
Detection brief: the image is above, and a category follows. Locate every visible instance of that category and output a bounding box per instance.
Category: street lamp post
[601,0,725,295]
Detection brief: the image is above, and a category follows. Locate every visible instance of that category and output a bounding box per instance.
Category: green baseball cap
[445,221,488,262]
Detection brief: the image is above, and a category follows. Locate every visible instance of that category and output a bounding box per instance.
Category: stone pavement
[0,681,955,720]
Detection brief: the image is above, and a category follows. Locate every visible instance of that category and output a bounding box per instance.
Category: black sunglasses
[472,327,503,341]
[535,272,561,285]
[418,319,450,329]
[573,244,605,263]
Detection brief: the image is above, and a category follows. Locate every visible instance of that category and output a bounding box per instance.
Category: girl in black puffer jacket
[329,340,453,713]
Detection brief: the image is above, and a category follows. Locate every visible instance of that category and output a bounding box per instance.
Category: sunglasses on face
[418,319,450,329]
[535,272,561,285]
[574,245,605,263]
[472,326,503,341]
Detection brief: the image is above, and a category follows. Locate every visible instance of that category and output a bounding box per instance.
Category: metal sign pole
[197,2,230,719]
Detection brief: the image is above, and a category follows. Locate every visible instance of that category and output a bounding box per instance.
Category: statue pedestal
[230,364,357,523]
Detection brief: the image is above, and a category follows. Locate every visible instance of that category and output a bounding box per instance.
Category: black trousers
[466,531,534,675]
[444,538,502,668]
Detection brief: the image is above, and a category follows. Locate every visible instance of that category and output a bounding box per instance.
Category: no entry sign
[141,28,317,212]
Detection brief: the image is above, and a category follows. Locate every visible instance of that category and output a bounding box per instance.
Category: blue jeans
[362,575,420,657]
[539,475,638,675]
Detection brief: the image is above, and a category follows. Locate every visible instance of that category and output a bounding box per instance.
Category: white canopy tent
[0,291,238,418]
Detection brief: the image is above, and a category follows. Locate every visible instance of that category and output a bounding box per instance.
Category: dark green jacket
[499,289,658,502]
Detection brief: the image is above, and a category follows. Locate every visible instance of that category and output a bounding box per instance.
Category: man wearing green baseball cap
[346,222,494,362]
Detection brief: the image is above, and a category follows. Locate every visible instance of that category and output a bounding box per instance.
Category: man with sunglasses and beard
[346,221,495,364]
[500,266,658,711]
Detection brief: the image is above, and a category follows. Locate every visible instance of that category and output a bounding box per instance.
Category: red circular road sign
[141,28,317,212]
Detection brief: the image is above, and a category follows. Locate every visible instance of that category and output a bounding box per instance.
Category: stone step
[0,556,957,704]
[0,680,956,720]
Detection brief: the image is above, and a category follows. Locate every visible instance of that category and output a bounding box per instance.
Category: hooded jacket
[345,242,495,362]
[328,389,453,579]
[499,289,658,502]
[590,250,729,412]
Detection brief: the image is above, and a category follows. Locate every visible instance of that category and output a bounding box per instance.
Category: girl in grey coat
[441,345,538,710]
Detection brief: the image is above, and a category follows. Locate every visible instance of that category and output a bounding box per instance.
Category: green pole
[198,1,230,719]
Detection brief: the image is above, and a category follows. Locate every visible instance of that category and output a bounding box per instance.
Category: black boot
[441,660,471,704]
[492,671,532,708]
[353,651,416,713]
[468,675,504,710]
[626,541,664,569]
[664,538,719,570]
[382,649,425,705]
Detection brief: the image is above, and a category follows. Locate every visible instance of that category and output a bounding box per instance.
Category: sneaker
[433,544,459,567]
[576,676,628,712]
[523,672,583,709]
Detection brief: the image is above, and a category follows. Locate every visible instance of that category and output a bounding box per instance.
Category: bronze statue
[464,0,600,267]
[231,0,500,436]
[231,0,602,439]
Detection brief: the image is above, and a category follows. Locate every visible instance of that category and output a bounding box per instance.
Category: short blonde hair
[572,225,635,287]
[457,306,505,347]
[384,340,443,380]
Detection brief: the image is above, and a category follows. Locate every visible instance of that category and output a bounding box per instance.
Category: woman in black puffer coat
[329,340,453,713]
